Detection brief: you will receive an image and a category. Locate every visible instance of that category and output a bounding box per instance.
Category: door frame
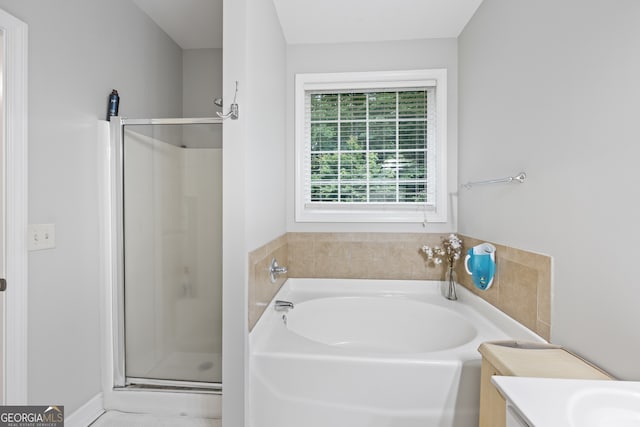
[1,8,28,404]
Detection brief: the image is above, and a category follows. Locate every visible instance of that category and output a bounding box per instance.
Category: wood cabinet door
[479,358,507,427]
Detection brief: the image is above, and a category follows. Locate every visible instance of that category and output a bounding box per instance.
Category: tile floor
[90,410,221,427]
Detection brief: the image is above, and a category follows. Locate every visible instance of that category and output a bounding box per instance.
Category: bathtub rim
[250,278,546,362]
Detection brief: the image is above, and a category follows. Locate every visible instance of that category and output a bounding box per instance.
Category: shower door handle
[0,278,6,291]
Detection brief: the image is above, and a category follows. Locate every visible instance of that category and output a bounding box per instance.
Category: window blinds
[303,87,436,208]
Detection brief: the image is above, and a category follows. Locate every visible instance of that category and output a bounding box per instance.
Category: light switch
[28,224,56,251]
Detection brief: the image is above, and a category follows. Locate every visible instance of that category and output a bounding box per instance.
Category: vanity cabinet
[479,357,508,427]
[478,341,612,427]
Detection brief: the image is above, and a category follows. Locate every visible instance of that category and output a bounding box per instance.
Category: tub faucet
[274,300,294,312]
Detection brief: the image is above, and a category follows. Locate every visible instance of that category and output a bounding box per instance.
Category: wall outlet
[28,224,56,251]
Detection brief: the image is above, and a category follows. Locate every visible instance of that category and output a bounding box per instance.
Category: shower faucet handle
[269,258,288,283]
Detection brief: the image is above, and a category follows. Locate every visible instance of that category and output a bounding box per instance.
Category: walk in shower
[109,117,223,393]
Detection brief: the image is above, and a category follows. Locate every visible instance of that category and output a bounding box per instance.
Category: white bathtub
[250,279,544,427]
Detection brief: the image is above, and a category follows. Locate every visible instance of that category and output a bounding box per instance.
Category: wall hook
[217,81,239,120]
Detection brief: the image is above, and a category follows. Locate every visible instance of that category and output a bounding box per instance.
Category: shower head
[213,98,223,107]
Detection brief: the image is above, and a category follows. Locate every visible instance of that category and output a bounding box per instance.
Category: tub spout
[274,300,294,312]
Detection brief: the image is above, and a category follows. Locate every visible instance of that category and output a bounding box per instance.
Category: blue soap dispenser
[464,243,496,290]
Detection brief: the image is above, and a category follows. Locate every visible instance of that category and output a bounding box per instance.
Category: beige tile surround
[455,235,552,340]
[248,234,288,330]
[287,232,450,280]
[248,232,552,340]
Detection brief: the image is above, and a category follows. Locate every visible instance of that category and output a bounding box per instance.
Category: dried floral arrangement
[421,234,463,267]
[421,234,463,300]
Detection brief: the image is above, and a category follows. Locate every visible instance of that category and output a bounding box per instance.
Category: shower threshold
[125,378,222,394]
[122,351,222,393]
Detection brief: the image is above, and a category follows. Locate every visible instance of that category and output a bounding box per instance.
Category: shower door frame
[109,116,224,392]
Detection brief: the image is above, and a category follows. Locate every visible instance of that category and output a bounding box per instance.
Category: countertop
[492,376,640,427]
[478,341,612,379]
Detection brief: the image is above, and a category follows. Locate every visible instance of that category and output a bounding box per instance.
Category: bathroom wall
[222,0,288,423]
[459,0,640,379]
[182,48,223,148]
[0,0,183,413]
[221,0,248,424]
[245,1,287,250]
[183,48,222,118]
[285,38,458,234]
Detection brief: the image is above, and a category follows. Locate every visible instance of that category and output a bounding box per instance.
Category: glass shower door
[122,122,222,387]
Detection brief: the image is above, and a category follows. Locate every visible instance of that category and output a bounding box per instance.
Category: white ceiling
[273,0,484,44]
[133,0,482,49]
[133,0,223,49]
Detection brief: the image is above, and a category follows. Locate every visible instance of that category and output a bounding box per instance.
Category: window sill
[295,205,447,223]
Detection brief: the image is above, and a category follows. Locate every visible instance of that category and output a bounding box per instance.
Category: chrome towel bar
[463,172,526,189]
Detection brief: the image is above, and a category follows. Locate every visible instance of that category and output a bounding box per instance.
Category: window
[295,70,447,222]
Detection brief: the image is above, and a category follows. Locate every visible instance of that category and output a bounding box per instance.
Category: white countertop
[492,376,640,427]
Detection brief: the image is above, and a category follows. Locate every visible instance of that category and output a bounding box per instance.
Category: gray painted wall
[285,39,458,234]
[0,0,183,412]
[222,0,287,423]
[183,48,223,148]
[183,48,222,118]
[246,0,287,250]
[459,0,640,379]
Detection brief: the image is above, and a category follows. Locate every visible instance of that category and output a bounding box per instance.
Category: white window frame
[294,69,447,223]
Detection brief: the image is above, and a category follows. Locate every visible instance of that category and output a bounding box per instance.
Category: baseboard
[65,393,104,427]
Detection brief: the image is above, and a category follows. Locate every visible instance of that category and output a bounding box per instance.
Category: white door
[0,8,28,404]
